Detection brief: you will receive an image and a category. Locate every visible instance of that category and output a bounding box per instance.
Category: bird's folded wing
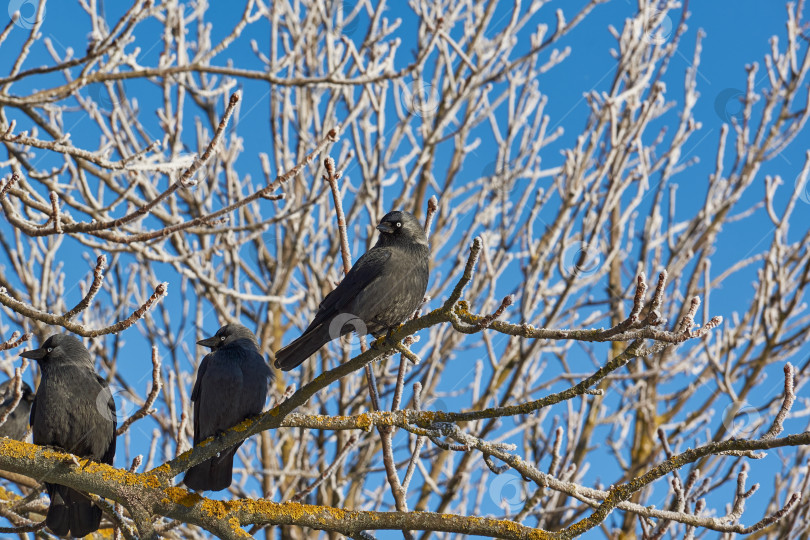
[196,350,247,443]
[308,249,393,328]
[191,354,212,403]
[191,353,212,445]
[96,376,117,465]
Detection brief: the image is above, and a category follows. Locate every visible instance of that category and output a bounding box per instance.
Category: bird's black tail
[274,323,333,371]
[183,447,237,492]
[45,483,103,538]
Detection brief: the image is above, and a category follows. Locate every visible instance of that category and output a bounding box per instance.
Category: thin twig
[291,434,359,502]
[63,254,107,321]
[116,347,162,436]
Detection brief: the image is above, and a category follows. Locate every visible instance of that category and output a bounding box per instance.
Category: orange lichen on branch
[232,416,256,432]
[0,484,23,503]
[228,516,250,537]
[453,300,480,322]
[356,413,373,431]
[0,436,559,539]
[0,438,166,491]
[149,462,173,479]
[162,487,203,508]
[0,438,40,460]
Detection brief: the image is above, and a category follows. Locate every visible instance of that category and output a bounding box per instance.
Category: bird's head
[197,324,259,350]
[19,334,89,366]
[375,210,429,247]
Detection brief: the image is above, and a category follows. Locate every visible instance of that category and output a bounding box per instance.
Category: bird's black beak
[19,348,46,360]
[376,222,395,234]
[197,336,219,348]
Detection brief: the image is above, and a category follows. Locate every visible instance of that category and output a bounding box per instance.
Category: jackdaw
[21,334,116,538]
[0,378,34,440]
[274,210,430,371]
[184,324,273,492]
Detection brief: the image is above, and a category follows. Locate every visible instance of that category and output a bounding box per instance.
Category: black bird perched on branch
[21,334,116,538]
[274,210,430,371]
[0,378,34,440]
[184,324,273,492]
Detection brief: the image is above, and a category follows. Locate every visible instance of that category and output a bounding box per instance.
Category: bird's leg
[69,454,96,472]
[370,327,400,350]
[212,429,230,458]
[370,332,387,350]
[42,445,83,467]
[384,327,397,344]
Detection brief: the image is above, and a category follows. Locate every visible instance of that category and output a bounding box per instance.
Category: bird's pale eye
[47,347,53,353]
[220,336,226,341]
[396,222,402,228]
